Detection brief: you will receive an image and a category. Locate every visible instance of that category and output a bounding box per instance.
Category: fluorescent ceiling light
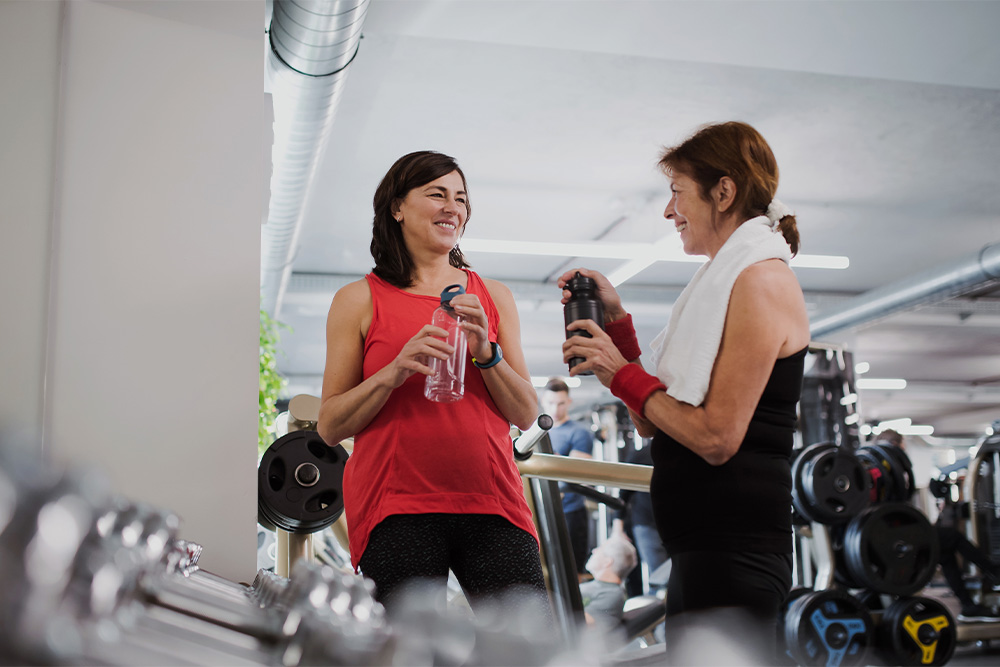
[857,378,907,390]
[854,362,870,375]
[898,425,934,436]
[462,239,669,260]
[877,418,912,430]
[790,255,850,270]
[871,418,933,437]
[460,238,848,270]
[607,258,657,287]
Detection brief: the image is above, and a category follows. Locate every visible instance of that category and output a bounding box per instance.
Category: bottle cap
[567,272,595,293]
[440,283,466,307]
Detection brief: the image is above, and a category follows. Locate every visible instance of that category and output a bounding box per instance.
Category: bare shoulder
[480,276,516,308]
[735,259,802,302]
[331,278,371,309]
[480,277,522,341]
[733,259,810,350]
[328,278,373,330]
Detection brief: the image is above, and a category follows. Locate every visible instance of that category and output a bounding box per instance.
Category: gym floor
[951,644,1000,665]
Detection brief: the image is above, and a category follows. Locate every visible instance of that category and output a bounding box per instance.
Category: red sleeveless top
[343,270,538,569]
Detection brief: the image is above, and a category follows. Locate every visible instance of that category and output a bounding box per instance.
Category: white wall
[0,0,61,434]
[0,0,263,581]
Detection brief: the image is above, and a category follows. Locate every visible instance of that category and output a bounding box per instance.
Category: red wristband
[610,363,666,418]
[605,313,641,361]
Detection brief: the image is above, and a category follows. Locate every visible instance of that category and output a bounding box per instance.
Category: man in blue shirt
[542,378,596,579]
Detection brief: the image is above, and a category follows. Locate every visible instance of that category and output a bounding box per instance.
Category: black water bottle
[564,272,605,375]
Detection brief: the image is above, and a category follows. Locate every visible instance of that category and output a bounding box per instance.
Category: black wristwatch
[472,342,503,369]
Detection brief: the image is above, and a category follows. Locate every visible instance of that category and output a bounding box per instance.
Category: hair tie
[766,199,795,231]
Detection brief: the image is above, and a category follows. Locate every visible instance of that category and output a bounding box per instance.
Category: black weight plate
[866,444,911,504]
[777,588,815,666]
[802,447,871,524]
[784,589,873,667]
[792,443,838,524]
[877,596,956,666]
[843,503,939,597]
[258,431,348,534]
[833,546,867,591]
[780,587,815,630]
[827,524,865,591]
[880,443,916,503]
[856,448,891,504]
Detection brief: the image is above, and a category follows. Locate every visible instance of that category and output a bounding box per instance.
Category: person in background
[876,428,905,450]
[939,510,1000,622]
[617,442,669,595]
[541,377,596,580]
[580,520,638,631]
[317,150,550,621]
[559,121,809,664]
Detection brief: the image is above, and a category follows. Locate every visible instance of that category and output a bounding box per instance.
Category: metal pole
[516,453,652,492]
[275,529,290,577]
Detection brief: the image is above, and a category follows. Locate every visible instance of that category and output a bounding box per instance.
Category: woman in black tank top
[558,122,810,664]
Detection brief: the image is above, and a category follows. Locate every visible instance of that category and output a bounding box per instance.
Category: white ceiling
[261,1,1000,442]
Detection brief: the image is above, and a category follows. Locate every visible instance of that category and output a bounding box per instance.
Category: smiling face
[394,170,469,256]
[664,170,720,257]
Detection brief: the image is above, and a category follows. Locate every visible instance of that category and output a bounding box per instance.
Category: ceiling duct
[261,0,370,316]
[810,242,1000,338]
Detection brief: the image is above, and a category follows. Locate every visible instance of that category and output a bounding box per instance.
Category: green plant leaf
[259,306,290,456]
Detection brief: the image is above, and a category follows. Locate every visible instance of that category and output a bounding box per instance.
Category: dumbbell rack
[0,430,567,666]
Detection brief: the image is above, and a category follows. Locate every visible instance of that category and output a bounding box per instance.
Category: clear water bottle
[424,284,468,403]
[564,272,604,375]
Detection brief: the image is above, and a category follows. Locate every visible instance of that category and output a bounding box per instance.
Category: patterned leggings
[358,513,551,620]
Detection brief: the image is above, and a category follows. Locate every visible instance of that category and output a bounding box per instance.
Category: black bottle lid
[439,283,465,308]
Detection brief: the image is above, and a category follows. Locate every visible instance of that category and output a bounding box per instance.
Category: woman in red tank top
[316,151,551,621]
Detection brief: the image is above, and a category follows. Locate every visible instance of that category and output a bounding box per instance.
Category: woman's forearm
[640,393,744,466]
[479,362,538,431]
[318,367,396,446]
[627,405,658,438]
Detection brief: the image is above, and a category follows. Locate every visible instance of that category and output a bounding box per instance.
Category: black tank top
[649,347,806,555]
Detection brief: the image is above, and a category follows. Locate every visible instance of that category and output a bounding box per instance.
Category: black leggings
[665,550,793,666]
[358,513,551,620]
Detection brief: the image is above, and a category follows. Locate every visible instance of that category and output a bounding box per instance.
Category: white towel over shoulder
[648,216,791,406]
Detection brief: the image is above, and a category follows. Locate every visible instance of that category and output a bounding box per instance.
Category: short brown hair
[370,151,472,287]
[659,121,799,255]
[877,429,904,448]
[544,378,570,394]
